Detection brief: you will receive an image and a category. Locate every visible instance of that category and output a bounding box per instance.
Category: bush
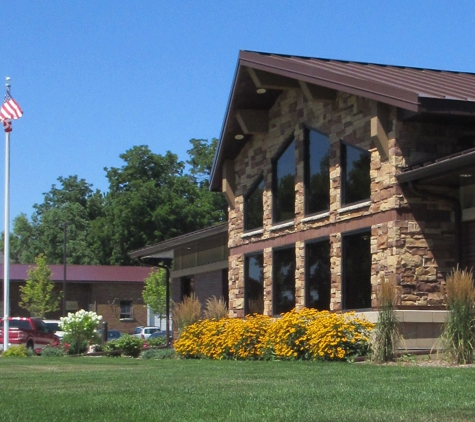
[41,345,66,357]
[172,294,201,334]
[105,335,144,358]
[141,348,176,359]
[441,267,475,364]
[145,336,166,348]
[60,310,102,354]
[203,296,228,321]
[174,308,374,361]
[372,275,402,363]
[1,345,32,358]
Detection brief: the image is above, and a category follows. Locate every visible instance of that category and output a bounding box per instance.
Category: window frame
[304,127,330,216]
[272,136,296,224]
[305,237,331,311]
[272,245,296,315]
[341,229,372,311]
[244,174,265,232]
[119,300,133,320]
[340,141,371,206]
[244,251,264,315]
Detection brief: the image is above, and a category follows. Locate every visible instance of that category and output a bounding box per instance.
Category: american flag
[1,91,23,133]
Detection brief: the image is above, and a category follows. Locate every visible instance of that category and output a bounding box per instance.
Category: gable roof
[210,50,475,191]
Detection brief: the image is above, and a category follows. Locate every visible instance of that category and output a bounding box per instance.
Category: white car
[43,319,65,340]
[132,326,162,340]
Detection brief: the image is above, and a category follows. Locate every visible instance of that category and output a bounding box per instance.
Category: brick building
[0,264,153,332]
[208,51,475,348]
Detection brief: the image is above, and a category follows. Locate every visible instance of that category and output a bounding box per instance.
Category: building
[208,51,475,348]
[0,264,153,332]
[130,223,229,308]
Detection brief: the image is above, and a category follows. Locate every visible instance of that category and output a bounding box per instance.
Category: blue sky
[1,1,475,228]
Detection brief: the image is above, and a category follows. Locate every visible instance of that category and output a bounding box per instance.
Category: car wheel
[26,340,34,351]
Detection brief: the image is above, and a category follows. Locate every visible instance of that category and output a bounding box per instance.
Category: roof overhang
[397,148,475,187]
[210,51,475,192]
[129,223,228,260]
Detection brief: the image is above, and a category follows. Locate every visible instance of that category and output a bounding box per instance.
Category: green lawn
[0,358,474,421]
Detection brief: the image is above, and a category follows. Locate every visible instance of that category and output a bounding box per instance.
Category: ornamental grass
[440,267,475,364]
[372,275,402,363]
[174,308,374,361]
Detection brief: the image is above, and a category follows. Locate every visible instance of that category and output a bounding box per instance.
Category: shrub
[172,294,201,334]
[60,310,102,354]
[41,345,66,357]
[2,345,32,358]
[141,348,176,360]
[145,336,166,348]
[372,275,402,363]
[105,335,144,358]
[174,308,374,361]
[441,267,475,364]
[203,296,228,321]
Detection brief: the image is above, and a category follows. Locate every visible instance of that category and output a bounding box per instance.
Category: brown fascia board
[129,223,229,259]
[239,51,421,112]
[397,148,475,184]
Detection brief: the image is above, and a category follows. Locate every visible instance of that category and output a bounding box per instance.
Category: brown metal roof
[210,50,475,191]
[0,264,152,283]
[129,222,228,259]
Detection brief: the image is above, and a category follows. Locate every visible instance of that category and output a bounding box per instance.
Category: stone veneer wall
[227,87,473,318]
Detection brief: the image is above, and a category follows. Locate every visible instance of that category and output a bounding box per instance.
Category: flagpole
[3,77,11,352]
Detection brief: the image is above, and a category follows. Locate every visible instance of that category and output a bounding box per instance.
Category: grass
[1,358,475,421]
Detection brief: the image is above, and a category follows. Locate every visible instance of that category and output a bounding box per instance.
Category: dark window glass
[305,129,330,215]
[245,253,264,315]
[273,247,296,314]
[245,177,264,231]
[120,300,133,319]
[342,231,372,310]
[306,239,331,310]
[180,277,194,301]
[342,142,371,205]
[273,138,295,223]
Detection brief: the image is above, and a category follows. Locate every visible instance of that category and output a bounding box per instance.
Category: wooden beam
[236,109,268,134]
[247,68,300,90]
[299,81,336,101]
[371,102,390,160]
[222,159,235,208]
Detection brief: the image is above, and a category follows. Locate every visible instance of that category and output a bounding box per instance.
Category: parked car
[0,317,59,352]
[96,329,123,342]
[43,319,65,340]
[147,331,172,343]
[132,326,161,340]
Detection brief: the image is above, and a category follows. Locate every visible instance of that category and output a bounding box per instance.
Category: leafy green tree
[142,268,166,321]
[19,254,61,318]
[10,176,103,265]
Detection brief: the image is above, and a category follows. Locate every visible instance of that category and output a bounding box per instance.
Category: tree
[19,254,61,318]
[142,268,166,322]
[10,176,104,265]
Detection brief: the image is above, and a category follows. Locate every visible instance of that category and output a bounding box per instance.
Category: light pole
[61,222,71,317]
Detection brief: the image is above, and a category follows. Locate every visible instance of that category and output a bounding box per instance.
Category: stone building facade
[210,51,475,346]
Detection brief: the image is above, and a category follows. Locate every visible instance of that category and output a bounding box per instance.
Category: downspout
[408,181,462,265]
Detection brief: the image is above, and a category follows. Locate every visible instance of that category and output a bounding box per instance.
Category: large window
[305,239,331,310]
[342,230,372,310]
[341,142,371,205]
[273,246,296,314]
[244,176,264,231]
[305,129,330,215]
[273,138,295,223]
[245,253,264,315]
